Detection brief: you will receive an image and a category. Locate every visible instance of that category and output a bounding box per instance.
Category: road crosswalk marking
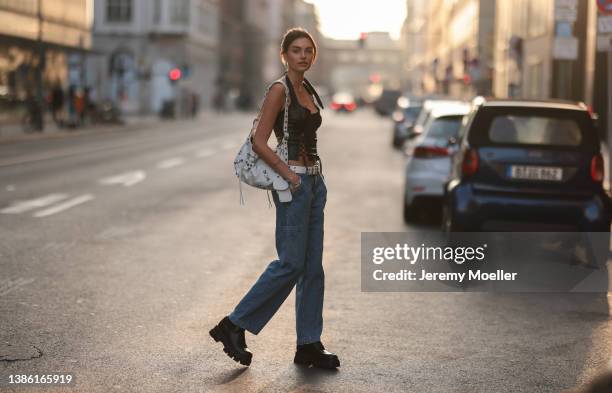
[99,170,146,187]
[32,194,94,218]
[0,193,69,214]
[156,158,185,169]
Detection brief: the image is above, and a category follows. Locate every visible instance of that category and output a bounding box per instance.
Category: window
[425,116,464,139]
[488,116,582,146]
[106,0,132,23]
[170,0,189,24]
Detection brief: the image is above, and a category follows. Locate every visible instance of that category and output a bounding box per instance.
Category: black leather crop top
[273,74,324,161]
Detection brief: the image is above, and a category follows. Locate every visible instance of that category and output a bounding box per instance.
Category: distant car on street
[403,106,470,223]
[374,89,401,116]
[442,97,611,232]
[392,101,423,148]
[330,92,357,113]
[410,100,469,139]
[403,100,470,154]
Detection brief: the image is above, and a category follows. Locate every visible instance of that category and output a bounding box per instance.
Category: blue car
[442,97,611,232]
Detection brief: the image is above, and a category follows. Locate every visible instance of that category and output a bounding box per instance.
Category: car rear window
[469,107,598,149]
[426,116,463,139]
[403,106,422,121]
[489,115,582,146]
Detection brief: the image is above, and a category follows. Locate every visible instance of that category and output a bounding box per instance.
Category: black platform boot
[209,316,252,366]
[294,341,340,369]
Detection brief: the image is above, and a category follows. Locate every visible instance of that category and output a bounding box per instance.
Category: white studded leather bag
[233,76,291,204]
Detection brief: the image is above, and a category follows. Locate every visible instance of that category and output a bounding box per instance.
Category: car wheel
[403,200,414,224]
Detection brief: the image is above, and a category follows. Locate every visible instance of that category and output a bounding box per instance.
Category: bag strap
[274,76,290,163]
[303,77,324,109]
[250,75,290,162]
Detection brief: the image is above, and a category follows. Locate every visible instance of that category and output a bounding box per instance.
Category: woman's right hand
[289,176,302,192]
[288,172,300,187]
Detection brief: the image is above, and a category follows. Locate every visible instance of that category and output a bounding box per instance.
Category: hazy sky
[304,0,407,40]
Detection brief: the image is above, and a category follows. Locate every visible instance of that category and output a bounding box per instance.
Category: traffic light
[168,68,182,83]
[358,32,367,49]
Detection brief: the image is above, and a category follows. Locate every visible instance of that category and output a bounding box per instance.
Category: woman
[210,28,340,369]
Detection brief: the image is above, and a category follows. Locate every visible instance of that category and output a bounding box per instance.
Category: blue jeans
[229,173,327,345]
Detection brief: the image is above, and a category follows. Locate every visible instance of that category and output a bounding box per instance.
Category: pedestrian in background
[210,27,340,369]
[66,85,77,128]
[50,82,64,126]
[74,88,85,126]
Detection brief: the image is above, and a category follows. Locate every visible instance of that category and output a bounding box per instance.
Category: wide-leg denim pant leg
[295,174,326,345]
[228,173,327,345]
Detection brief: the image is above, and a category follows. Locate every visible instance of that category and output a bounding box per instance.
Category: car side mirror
[447,136,458,146]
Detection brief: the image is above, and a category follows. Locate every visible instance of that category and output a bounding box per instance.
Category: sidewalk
[0,114,162,145]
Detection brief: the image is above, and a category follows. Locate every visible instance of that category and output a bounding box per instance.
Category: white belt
[289,164,320,175]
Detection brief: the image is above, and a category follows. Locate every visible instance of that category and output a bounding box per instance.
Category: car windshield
[426,116,463,139]
[488,115,582,146]
[414,108,431,127]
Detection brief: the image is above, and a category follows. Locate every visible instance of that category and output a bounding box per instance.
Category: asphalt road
[0,110,610,393]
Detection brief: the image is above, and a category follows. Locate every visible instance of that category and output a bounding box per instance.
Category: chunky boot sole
[209,325,252,366]
[294,351,340,369]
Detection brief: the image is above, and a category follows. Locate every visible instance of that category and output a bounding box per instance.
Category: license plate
[508,165,563,181]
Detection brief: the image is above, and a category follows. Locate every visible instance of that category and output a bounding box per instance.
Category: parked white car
[410,100,469,137]
[403,105,470,223]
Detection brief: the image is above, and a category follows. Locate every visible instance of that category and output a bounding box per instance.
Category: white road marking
[157,158,185,169]
[196,148,215,158]
[6,185,15,191]
[33,194,94,218]
[0,193,68,214]
[99,170,146,187]
[0,277,35,296]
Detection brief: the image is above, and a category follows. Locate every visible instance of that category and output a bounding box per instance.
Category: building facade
[90,0,219,114]
[401,0,428,94]
[493,0,597,105]
[216,0,322,111]
[322,32,402,102]
[293,1,324,86]
[423,0,496,98]
[0,0,92,124]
